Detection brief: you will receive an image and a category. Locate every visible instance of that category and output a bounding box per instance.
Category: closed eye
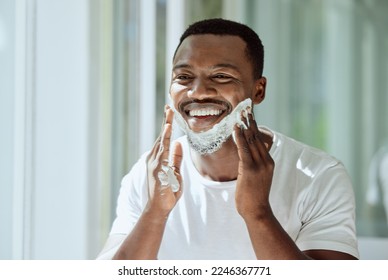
[172,74,194,85]
[212,74,233,82]
[176,74,193,80]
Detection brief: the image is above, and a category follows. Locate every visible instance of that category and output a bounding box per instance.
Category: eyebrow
[211,63,240,72]
[172,63,240,73]
[172,63,192,71]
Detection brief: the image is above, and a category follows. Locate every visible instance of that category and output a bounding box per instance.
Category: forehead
[173,34,249,68]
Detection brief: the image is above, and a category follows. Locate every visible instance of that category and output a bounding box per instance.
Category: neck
[191,138,240,182]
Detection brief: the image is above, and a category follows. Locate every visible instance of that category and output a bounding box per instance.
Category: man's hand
[232,112,356,260]
[146,106,183,216]
[111,106,183,260]
[233,111,275,220]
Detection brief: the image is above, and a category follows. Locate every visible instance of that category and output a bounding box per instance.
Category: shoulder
[120,151,149,196]
[271,130,354,205]
[266,127,353,197]
[268,127,343,172]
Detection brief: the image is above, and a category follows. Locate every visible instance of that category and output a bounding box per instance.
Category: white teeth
[189,109,222,117]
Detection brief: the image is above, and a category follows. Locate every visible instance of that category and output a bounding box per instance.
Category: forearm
[243,208,310,260]
[112,210,169,260]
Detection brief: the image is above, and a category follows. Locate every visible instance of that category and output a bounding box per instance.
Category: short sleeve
[295,162,359,258]
[109,153,149,235]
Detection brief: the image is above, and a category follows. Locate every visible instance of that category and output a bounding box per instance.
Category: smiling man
[97,18,359,260]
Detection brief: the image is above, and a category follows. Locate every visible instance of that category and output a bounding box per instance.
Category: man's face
[170,34,259,133]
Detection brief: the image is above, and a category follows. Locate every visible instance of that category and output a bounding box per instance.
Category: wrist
[143,204,171,223]
[239,204,274,223]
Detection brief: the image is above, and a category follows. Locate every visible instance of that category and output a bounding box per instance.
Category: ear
[252,77,267,105]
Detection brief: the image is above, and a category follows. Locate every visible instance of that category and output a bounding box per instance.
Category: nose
[187,77,216,99]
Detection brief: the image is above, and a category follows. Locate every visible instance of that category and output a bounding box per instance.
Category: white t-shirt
[110,127,359,259]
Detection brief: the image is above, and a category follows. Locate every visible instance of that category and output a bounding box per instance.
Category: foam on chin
[172,98,252,155]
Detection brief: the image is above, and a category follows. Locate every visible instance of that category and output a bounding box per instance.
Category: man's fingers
[159,123,172,159]
[241,113,261,161]
[171,142,183,172]
[247,113,272,162]
[235,111,271,165]
[160,105,171,129]
[234,124,253,163]
[157,105,173,148]
[158,107,175,162]
[165,106,174,126]
[150,105,172,162]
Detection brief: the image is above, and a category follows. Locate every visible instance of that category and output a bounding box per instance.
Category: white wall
[29,0,90,259]
[0,0,15,260]
[5,0,96,259]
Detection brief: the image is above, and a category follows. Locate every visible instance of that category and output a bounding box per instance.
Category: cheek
[169,83,188,109]
[169,83,187,95]
[219,84,247,104]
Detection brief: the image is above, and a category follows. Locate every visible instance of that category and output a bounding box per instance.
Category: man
[98,18,359,260]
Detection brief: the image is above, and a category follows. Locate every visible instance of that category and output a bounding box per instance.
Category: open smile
[180,101,231,131]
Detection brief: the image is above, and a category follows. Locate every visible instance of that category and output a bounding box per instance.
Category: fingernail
[242,110,248,119]
[239,120,248,130]
[232,131,237,144]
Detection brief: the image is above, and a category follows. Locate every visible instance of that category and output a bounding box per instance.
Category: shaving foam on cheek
[171,97,253,155]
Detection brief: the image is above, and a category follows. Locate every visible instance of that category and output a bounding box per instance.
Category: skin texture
[98,34,357,260]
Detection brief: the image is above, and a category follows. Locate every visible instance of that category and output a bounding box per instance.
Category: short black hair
[173,18,264,78]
